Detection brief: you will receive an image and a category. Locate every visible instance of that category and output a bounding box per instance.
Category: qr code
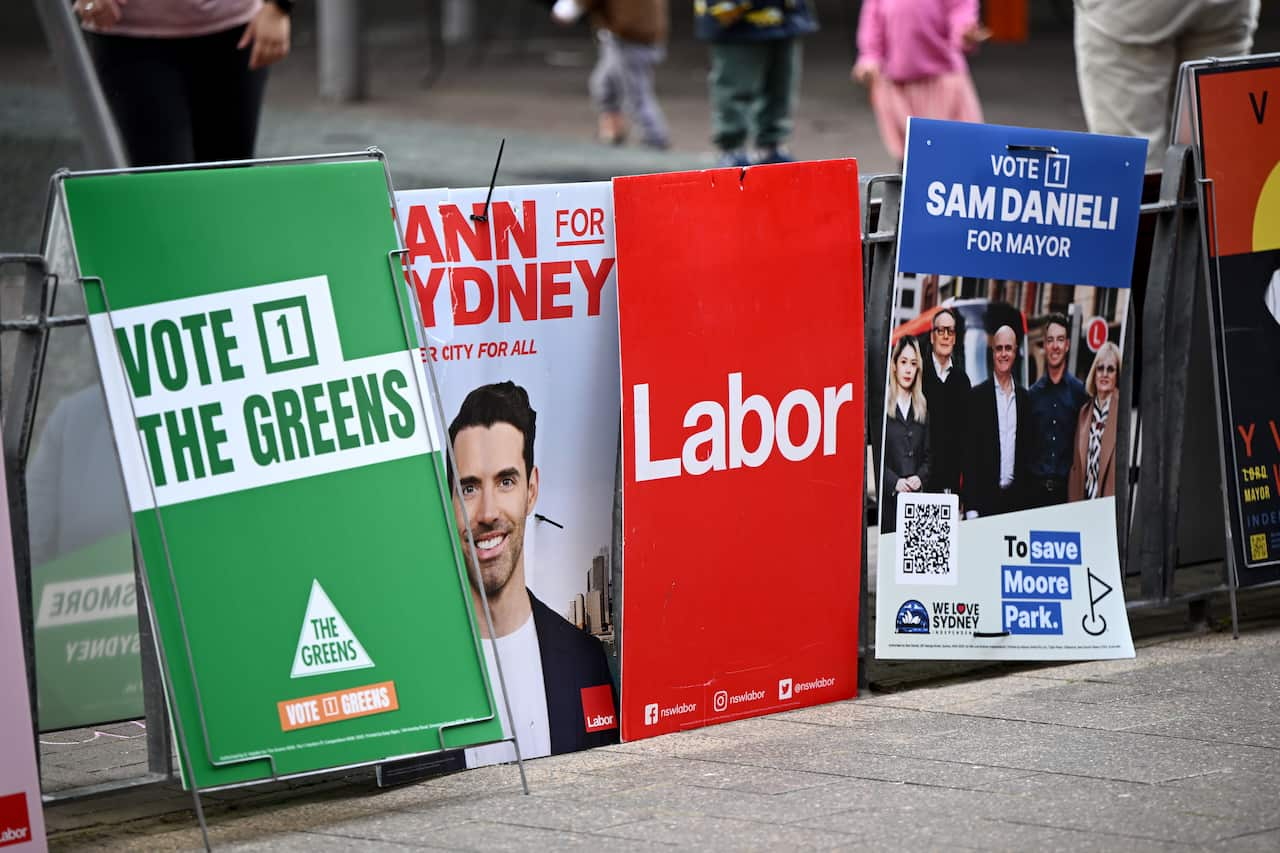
[1250,533,1268,562]
[895,492,959,586]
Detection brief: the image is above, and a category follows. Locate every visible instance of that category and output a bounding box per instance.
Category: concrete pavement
[47,595,1280,851]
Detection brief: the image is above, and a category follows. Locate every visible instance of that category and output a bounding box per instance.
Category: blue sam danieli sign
[898,118,1146,288]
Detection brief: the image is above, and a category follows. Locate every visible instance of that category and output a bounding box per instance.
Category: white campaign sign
[876,498,1135,660]
[395,181,621,766]
[396,182,619,623]
[88,277,441,511]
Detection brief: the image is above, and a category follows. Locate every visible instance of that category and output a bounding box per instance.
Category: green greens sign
[62,157,500,789]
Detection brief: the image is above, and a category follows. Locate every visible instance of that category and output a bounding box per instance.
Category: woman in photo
[881,336,931,534]
[1068,341,1121,501]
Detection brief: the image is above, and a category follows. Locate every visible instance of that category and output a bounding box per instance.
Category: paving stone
[516,745,654,774]
[802,807,1002,847]
[703,739,1037,788]
[1207,827,1280,852]
[971,771,1279,842]
[610,716,809,758]
[1120,715,1280,748]
[341,818,650,852]
[220,829,424,852]
[923,694,1189,732]
[46,799,196,835]
[1154,769,1280,829]
[600,813,857,851]
[670,765,843,796]
[45,787,194,822]
[1108,691,1280,728]
[39,745,152,775]
[374,795,644,836]
[961,819,1195,853]
[856,673,1049,707]
[814,801,1208,851]
[212,793,390,833]
[1013,679,1162,705]
[983,775,1240,842]
[259,807,482,845]
[525,769,671,800]
[955,723,1272,784]
[772,698,919,726]
[833,714,1067,765]
[577,776,885,825]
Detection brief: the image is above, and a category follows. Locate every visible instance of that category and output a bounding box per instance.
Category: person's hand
[906,475,922,491]
[895,478,909,493]
[238,2,291,70]
[962,23,991,51]
[74,0,125,32]
[851,61,878,87]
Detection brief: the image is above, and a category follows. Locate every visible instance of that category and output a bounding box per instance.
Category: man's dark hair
[1043,312,1071,338]
[932,306,959,330]
[448,381,536,484]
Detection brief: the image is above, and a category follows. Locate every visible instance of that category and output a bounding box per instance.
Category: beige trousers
[1074,0,1260,166]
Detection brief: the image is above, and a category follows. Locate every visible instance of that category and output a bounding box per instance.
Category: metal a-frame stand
[5,150,529,849]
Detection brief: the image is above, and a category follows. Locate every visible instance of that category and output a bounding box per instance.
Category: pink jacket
[94,0,261,39]
[856,0,978,83]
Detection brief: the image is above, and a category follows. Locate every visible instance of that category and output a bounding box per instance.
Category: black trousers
[1026,477,1069,509]
[87,25,268,167]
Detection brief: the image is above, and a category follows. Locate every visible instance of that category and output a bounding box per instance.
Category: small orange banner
[278,680,399,732]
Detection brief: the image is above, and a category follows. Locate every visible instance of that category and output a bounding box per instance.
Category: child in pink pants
[852,0,987,163]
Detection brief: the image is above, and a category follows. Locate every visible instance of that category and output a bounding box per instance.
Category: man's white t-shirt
[464,613,552,768]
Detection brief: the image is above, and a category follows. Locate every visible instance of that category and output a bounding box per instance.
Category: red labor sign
[614,161,864,740]
[1086,316,1108,352]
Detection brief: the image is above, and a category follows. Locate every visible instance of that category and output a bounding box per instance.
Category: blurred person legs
[617,35,669,149]
[589,30,670,148]
[709,38,799,167]
[753,38,800,164]
[1075,0,1259,168]
[86,24,268,166]
[589,30,629,145]
[870,72,983,163]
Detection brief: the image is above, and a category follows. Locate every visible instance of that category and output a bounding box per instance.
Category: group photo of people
[879,275,1128,533]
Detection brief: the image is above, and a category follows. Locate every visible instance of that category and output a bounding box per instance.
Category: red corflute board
[614,160,865,740]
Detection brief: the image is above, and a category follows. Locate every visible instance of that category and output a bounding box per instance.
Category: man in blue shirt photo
[1026,313,1089,508]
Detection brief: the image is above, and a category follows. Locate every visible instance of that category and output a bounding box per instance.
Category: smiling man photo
[447,381,618,767]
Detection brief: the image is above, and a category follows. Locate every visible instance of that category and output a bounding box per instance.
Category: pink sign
[0,454,47,851]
